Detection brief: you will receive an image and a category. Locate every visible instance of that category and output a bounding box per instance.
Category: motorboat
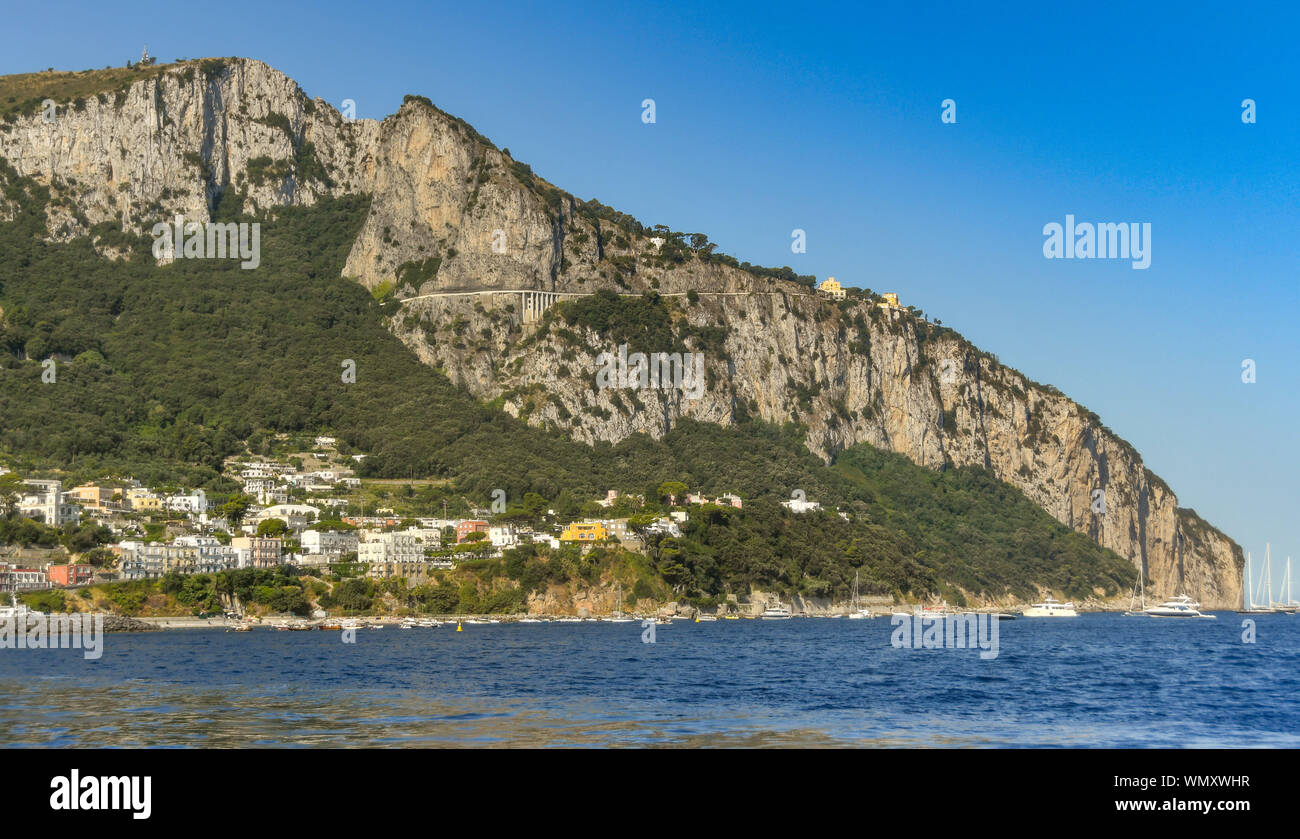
[892,604,952,619]
[1145,594,1215,618]
[760,600,792,620]
[1021,597,1079,618]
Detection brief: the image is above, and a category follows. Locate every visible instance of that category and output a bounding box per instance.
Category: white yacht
[1145,594,1215,618]
[761,600,792,620]
[1021,597,1079,617]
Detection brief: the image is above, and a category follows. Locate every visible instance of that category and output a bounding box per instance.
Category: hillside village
[0,436,831,598]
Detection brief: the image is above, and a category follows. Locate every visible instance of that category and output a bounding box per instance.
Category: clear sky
[6,0,1298,595]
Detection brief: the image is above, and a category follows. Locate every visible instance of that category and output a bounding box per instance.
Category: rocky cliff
[0,58,1243,606]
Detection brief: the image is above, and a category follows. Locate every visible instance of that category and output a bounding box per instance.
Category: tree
[220,494,254,526]
[657,481,688,506]
[627,512,659,549]
[256,518,288,537]
[0,473,24,517]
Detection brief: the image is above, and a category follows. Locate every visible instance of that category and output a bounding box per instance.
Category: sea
[2,613,1297,747]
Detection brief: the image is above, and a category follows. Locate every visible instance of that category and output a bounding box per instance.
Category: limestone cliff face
[0,58,1243,607]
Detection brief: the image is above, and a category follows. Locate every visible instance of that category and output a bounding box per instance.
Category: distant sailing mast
[1238,551,1270,614]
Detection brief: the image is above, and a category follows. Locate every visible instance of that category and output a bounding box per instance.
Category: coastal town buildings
[818,276,846,300]
[229,536,283,569]
[47,563,96,587]
[0,563,48,592]
[781,497,823,514]
[301,529,359,558]
[358,531,422,565]
[560,521,608,542]
[456,520,489,543]
[18,479,82,526]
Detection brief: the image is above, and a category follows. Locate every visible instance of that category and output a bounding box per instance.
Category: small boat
[519,617,544,624]
[1021,597,1078,618]
[696,614,717,622]
[723,614,739,620]
[761,599,792,620]
[1124,572,1149,616]
[1145,594,1215,618]
[556,617,582,623]
[229,622,254,632]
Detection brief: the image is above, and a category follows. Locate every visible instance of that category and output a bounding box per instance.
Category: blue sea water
[1,614,1297,747]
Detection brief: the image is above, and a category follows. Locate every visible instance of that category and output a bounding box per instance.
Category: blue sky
[6,0,1298,593]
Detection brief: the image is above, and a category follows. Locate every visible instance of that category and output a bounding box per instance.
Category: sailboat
[609,582,635,622]
[848,570,871,619]
[1123,564,1147,616]
[1237,550,1271,614]
[1264,545,1297,613]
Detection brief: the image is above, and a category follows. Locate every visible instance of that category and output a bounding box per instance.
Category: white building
[488,525,518,549]
[254,504,321,525]
[357,531,423,565]
[165,490,210,514]
[19,479,83,526]
[781,498,823,514]
[646,518,682,538]
[301,529,359,557]
[118,538,243,579]
[0,562,47,592]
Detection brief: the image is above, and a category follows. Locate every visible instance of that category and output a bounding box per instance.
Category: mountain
[0,57,1242,606]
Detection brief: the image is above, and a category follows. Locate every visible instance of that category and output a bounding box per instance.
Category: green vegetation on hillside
[0,150,1136,604]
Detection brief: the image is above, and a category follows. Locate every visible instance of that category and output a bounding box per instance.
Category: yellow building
[876,292,901,311]
[559,522,608,542]
[126,488,163,512]
[817,277,846,300]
